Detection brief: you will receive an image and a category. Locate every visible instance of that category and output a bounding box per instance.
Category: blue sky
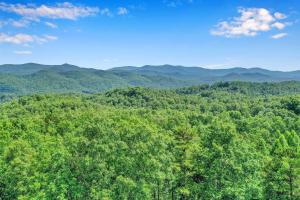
[0,0,299,71]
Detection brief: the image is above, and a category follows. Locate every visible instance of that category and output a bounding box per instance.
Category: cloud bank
[0,33,57,44]
[0,2,99,20]
[211,8,289,38]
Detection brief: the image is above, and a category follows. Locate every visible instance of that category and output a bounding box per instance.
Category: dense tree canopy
[0,82,299,199]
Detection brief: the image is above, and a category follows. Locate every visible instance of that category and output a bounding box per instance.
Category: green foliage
[1,63,300,96]
[0,82,299,199]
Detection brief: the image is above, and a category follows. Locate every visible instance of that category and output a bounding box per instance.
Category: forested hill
[0,63,300,96]
[0,84,299,199]
[1,81,300,102]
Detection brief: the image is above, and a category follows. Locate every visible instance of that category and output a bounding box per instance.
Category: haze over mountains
[0,63,299,95]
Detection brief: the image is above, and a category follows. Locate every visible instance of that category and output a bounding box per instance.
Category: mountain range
[0,63,299,96]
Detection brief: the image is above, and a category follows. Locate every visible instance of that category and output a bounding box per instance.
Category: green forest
[1,63,300,97]
[0,82,299,199]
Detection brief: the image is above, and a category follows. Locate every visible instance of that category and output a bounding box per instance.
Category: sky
[0,0,299,71]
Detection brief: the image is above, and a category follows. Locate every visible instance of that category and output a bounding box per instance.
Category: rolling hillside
[0,63,299,96]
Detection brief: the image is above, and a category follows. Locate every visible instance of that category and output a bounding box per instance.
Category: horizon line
[0,62,299,72]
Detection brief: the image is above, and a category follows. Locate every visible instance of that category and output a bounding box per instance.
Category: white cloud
[45,22,57,28]
[271,33,288,39]
[274,12,287,19]
[43,35,58,41]
[100,8,112,17]
[45,21,57,28]
[13,50,32,55]
[0,33,33,44]
[0,2,126,29]
[10,19,30,27]
[272,22,286,29]
[0,33,57,44]
[211,8,289,38]
[118,7,128,15]
[0,2,100,20]
[0,19,30,28]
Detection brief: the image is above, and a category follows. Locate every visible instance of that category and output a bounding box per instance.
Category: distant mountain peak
[62,63,74,66]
